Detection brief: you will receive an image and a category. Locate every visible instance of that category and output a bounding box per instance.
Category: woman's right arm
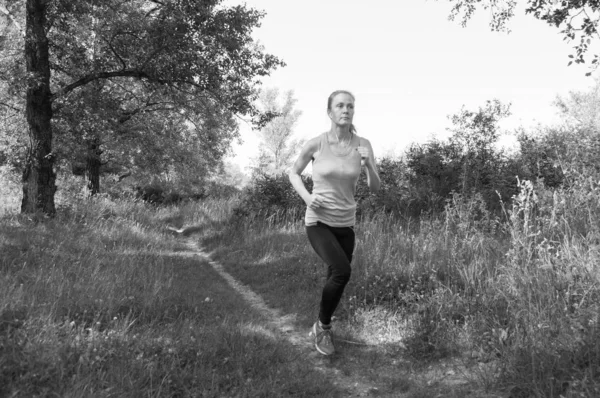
[289,137,319,206]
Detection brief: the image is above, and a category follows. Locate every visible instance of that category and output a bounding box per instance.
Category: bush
[233,172,311,220]
[203,180,240,199]
[132,181,219,205]
[355,157,413,218]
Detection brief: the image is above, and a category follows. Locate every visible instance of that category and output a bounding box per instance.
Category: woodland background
[2,1,600,397]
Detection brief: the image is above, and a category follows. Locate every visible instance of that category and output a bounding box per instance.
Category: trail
[177,237,384,397]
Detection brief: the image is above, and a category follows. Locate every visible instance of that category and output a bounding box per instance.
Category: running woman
[289,90,380,355]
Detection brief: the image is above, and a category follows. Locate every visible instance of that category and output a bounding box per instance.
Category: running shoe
[309,322,335,355]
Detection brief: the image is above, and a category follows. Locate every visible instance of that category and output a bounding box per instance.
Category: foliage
[253,88,303,175]
[43,0,283,119]
[234,172,311,220]
[0,105,27,170]
[5,126,600,395]
[213,160,249,189]
[131,178,239,205]
[516,126,567,188]
[441,0,600,74]
[447,99,513,204]
[0,6,26,171]
[405,139,462,215]
[555,76,600,130]
[404,100,517,215]
[355,156,412,217]
[0,0,284,213]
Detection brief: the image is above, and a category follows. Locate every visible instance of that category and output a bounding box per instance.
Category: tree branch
[52,69,162,100]
[0,3,24,37]
[0,101,22,113]
[105,34,128,70]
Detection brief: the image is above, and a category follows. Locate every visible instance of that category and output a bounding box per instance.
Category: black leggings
[306,222,355,325]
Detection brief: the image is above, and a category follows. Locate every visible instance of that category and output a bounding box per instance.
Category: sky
[224,0,595,171]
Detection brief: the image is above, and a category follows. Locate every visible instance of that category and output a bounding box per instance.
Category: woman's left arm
[357,138,381,193]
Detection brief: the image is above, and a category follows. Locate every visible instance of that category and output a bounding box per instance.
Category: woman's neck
[329,125,352,143]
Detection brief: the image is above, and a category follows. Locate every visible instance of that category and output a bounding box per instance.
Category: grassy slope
[0,197,341,397]
[194,205,501,397]
[3,175,600,397]
[194,187,600,398]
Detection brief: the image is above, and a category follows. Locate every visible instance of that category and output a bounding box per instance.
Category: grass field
[0,195,342,397]
[2,171,600,397]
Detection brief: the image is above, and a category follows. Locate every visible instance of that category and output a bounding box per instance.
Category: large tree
[439,0,600,72]
[53,79,239,195]
[1,0,283,214]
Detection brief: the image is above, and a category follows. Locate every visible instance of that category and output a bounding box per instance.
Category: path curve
[179,238,383,397]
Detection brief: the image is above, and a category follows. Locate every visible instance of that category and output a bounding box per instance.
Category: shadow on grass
[0,216,352,397]
[187,219,507,398]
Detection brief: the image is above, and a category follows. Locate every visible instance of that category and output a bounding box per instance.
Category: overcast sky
[224,0,594,170]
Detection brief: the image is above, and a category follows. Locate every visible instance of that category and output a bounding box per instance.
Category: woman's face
[328,93,355,127]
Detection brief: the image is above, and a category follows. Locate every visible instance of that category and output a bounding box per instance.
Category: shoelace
[317,328,333,344]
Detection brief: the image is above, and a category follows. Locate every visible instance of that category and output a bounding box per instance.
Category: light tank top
[305,132,362,227]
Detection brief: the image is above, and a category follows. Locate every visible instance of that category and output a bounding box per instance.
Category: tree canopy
[0,0,284,214]
[441,0,600,73]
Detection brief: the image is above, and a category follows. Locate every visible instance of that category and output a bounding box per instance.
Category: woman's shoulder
[355,135,372,147]
[304,133,325,151]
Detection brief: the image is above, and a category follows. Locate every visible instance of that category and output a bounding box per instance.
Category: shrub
[234,172,311,220]
[132,181,211,205]
[355,156,413,218]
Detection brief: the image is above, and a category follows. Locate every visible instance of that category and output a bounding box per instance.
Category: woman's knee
[332,263,351,284]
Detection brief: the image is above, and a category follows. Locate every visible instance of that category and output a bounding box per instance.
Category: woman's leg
[306,222,355,325]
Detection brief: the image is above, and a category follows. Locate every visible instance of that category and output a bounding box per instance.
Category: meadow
[1,166,599,397]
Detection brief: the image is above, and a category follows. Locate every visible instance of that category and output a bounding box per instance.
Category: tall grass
[196,173,600,396]
[0,184,340,396]
[3,163,600,396]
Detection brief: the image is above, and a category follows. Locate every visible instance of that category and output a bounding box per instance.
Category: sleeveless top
[305,132,362,227]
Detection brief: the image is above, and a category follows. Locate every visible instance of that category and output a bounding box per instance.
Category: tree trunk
[21,0,56,215]
[86,137,102,195]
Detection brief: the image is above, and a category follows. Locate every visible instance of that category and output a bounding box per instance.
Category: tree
[253,88,303,175]
[514,78,600,188]
[554,77,600,130]
[516,126,566,188]
[0,2,26,171]
[449,100,510,203]
[439,0,600,73]
[53,80,239,194]
[405,139,463,213]
[404,100,515,213]
[0,0,283,214]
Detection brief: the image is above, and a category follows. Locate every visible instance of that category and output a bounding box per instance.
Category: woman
[289,90,380,355]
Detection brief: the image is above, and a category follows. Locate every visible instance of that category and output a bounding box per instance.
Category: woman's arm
[289,138,319,206]
[289,137,335,210]
[357,138,381,193]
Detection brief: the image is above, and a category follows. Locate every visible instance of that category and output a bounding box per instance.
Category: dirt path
[163,230,507,398]
[179,238,385,397]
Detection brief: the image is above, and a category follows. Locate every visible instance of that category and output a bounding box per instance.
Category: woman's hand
[307,194,335,210]
[356,145,370,167]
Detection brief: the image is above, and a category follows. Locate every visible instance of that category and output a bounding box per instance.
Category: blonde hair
[327,90,357,134]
